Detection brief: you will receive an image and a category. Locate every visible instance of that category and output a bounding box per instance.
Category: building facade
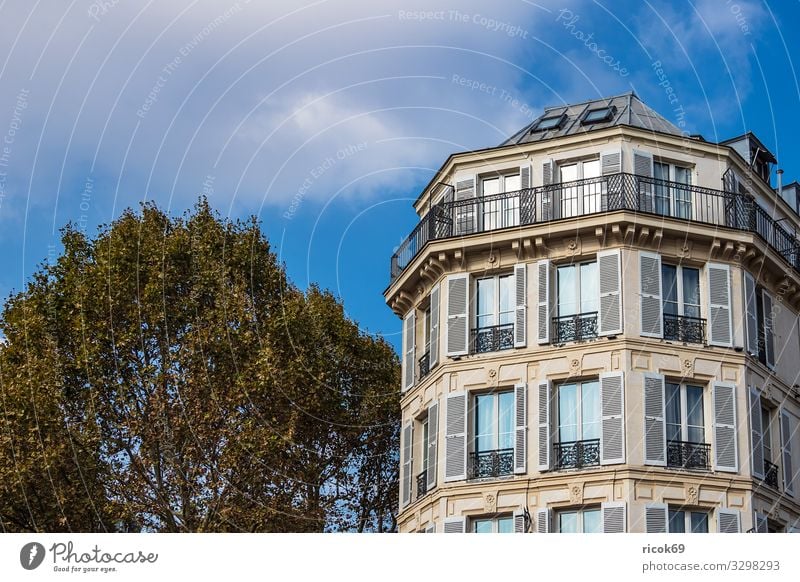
[385,93,800,534]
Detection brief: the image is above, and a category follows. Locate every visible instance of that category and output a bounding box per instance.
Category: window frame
[761,405,773,463]
[668,507,709,533]
[580,107,614,125]
[471,514,514,533]
[479,171,521,230]
[532,113,565,132]
[661,263,701,319]
[556,379,601,444]
[557,157,602,217]
[475,273,515,331]
[555,506,602,533]
[473,389,515,455]
[556,260,599,319]
[653,160,693,218]
[665,381,706,444]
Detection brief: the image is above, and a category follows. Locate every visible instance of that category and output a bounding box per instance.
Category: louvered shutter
[514,263,527,347]
[537,380,551,471]
[520,164,534,223]
[645,503,668,533]
[454,177,475,235]
[536,259,551,344]
[425,523,436,533]
[600,372,625,465]
[781,409,794,495]
[763,292,775,368]
[536,508,550,533]
[639,251,663,338]
[444,392,467,482]
[744,272,759,355]
[598,249,622,335]
[426,401,439,491]
[429,283,440,367]
[601,149,622,175]
[749,386,764,479]
[401,421,413,508]
[717,509,741,533]
[601,149,623,210]
[644,373,666,466]
[446,274,469,357]
[754,512,768,533]
[633,150,654,212]
[443,517,465,533]
[514,382,527,474]
[712,382,738,473]
[602,502,626,533]
[514,510,526,533]
[707,263,733,347]
[541,160,554,221]
[402,311,416,391]
[520,164,531,188]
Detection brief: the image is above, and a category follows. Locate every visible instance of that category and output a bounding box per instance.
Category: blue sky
[0,0,798,353]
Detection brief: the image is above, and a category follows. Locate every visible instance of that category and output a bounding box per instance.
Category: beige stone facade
[386,95,800,534]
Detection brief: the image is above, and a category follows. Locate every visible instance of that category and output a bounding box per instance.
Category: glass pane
[560,164,578,182]
[686,385,704,443]
[477,278,495,328]
[583,160,601,179]
[690,512,708,533]
[581,381,601,440]
[559,384,578,442]
[422,419,429,471]
[761,407,772,460]
[499,275,514,325]
[558,265,577,316]
[497,517,514,534]
[682,268,701,317]
[662,264,678,316]
[668,510,686,533]
[674,166,692,219]
[580,262,598,313]
[560,164,578,217]
[482,177,501,196]
[559,512,578,533]
[674,166,691,185]
[498,392,514,450]
[505,174,521,192]
[665,383,682,442]
[475,395,496,452]
[474,519,493,533]
[654,162,670,216]
[582,509,601,533]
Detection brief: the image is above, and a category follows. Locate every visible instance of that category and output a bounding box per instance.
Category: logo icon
[20,542,46,570]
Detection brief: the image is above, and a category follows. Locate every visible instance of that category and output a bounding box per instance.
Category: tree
[0,199,399,532]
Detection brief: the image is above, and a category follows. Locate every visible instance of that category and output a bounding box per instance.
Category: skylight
[581,107,615,125]
[532,114,564,132]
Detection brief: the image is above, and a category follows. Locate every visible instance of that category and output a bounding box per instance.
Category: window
[471,391,514,478]
[533,114,565,132]
[473,274,515,353]
[668,508,709,533]
[419,306,432,379]
[557,507,601,533]
[654,162,692,218]
[554,380,601,469]
[481,172,520,230]
[661,264,703,343]
[581,107,614,125]
[761,405,773,464]
[555,261,598,343]
[472,515,514,533]
[665,382,708,470]
[559,159,601,217]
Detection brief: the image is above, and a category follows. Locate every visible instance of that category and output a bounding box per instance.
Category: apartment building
[385,92,800,534]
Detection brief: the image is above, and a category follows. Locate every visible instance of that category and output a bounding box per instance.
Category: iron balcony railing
[553,439,600,470]
[663,314,707,344]
[390,172,800,282]
[552,311,598,344]
[416,471,427,499]
[470,323,514,354]
[418,351,430,380]
[468,448,514,479]
[763,460,780,489]
[666,440,710,470]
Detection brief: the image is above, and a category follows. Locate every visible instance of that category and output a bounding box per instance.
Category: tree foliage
[0,200,399,532]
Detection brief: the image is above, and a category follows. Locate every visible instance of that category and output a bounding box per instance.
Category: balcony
[468,448,514,479]
[553,439,600,470]
[418,351,430,380]
[666,440,710,470]
[763,460,780,489]
[390,172,800,283]
[470,323,514,354]
[663,314,706,344]
[416,471,427,500]
[552,311,598,344]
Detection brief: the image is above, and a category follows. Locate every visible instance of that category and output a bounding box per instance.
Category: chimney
[778,168,784,200]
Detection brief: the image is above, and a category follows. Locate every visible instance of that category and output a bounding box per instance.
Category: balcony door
[558,381,600,444]
[472,391,514,478]
[559,159,601,218]
[555,261,598,343]
[661,264,701,342]
[481,173,520,231]
[475,274,514,352]
[654,162,692,219]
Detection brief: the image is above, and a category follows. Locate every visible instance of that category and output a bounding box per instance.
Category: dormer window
[581,106,615,125]
[532,113,565,132]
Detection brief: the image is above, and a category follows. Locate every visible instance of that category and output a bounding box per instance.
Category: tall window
[558,380,600,442]
[665,383,705,444]
[654,162,692,218]
[476,275,514,330]
[482,173,520,230]
[557,507,601,533]
[662,265,700,318]
[475,392,514,454]
[423,306,432,356]
[761,405,773,463]
[557,262,598,317]
[668,508,708,533]
[421,417,430,475]
[473,515,513,533]
[560,159,601,217]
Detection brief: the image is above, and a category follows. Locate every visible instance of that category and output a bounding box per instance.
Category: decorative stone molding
[484,492,497,514]
[570,358,581,376]
[685,484,699,505]
[682,359,693,377]
[569,483,584,504]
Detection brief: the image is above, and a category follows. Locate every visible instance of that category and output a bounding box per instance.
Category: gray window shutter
[425,523,436,533]
[402,311,416,391]
[514,382,527,474]
[600,372,625,465]
[598,249,622,335]
[541,160,554,221]
[644,373,666,466]
[633,149,654,212]
[645,503,668,533]
[427,401,439,491]
[401,421,413,508]
[601,502,626,533]
[712,382,738,473]
[429,283,440,367]
[717,509,741,533]
[536,259,551,344]
[639,251,663,338]
[781,409,794,495]
[601,149,622,175]
[762,291,775,368]
[443,517,465,533]
[446,274,469,357]
[542,159,553,185]
[444,392,467,482]
[514,263,527,348]
[749,386,764,479]
[514,509,526,533]
[520,164,531,188]
[535,508,550,533]
[707,263,733,347]
[754,512,768,533]
[537,380,551,471]
[744,272,759,355]
[454,177,476,235]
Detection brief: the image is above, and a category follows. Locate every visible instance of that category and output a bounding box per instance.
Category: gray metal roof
[501,92,684,146]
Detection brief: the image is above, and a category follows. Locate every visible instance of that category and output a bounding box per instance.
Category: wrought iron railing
[418,351,430,380]
[470,323,514,354]
[468,448,514,479]
[390,172,800,282]
[416,471,427,499]
[763,460,780,489]
[666,440,710,470]
[552,311,598,343]
[553,439,600,470]
[663,314,707,344]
